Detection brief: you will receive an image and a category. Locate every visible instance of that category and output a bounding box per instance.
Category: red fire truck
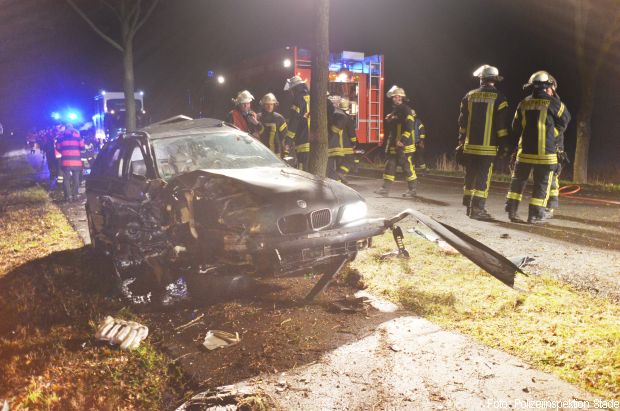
[222,47,385,146]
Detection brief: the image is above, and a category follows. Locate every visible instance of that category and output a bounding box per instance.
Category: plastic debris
[509,256,535,269]
[202,330,240,350]
[2,400,9,411]
[95,316,149,350]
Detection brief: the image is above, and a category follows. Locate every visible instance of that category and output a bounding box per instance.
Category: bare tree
[66,0,159,131]
[572,0,620,183]
[308,0,330,176]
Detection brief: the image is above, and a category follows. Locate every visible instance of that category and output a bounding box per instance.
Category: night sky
[1,0,618,173]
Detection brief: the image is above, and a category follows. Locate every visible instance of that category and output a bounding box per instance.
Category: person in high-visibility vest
[257,93,288,157]
[505,71,571,224]
[284,76,310,171]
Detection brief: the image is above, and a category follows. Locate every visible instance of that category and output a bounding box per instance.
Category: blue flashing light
[68,112,78,121]
[207,70,214,78]
[101,90,106,95]
[51,112,61,120]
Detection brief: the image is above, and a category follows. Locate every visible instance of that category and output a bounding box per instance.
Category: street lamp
[217,75,225,84]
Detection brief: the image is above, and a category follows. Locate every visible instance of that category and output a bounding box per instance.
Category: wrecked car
[86,117,518,304]
[86,117,403,302]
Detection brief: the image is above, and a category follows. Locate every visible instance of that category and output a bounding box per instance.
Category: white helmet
[338,98,350,111]
[260,93,278,106]
[473,64,503,81]
[386,85,406,98]
[523,70,553,89]
[233,90,254,105]
[284,75,306,91]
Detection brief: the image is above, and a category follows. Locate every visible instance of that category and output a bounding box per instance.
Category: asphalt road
[348,173,620,301]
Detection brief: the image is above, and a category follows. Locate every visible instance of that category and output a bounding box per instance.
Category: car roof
[140,118,238,140]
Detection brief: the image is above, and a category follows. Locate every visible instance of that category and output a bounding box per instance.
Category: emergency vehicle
[93,91,146,142]
[223,47,385,146]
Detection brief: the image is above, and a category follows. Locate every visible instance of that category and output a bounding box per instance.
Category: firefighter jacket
[413,114,426,144]
[458,85,509,156]
[328,108,349,157]
[56,128,84,169]
[341,113,357,156]
[257,111,287,155]
[384,104,416,155]
[287,87,311,153]
[512,90,571,165]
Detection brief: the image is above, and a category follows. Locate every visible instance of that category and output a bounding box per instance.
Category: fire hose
[559,185,620,206]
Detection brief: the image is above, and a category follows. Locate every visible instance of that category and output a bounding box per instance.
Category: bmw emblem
[297,200,307,209]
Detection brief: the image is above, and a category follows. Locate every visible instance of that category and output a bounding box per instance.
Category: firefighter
[327,97,346,181]
[505,71,571,224]
[284,75,310,170]
[545,74,570,218]
[457,64,510,221]
[337,98,357,184]
[56,125,85,202]
[374,86,417,197]
[257,93,288,157]
[227,90,260,137]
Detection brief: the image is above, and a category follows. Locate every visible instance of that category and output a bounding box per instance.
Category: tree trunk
[573,81,594,183]
[307,0,330,176]
[122,38,137,132]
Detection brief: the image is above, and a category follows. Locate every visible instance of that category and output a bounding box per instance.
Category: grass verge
[348,231,620,398]
[0,183,190,408]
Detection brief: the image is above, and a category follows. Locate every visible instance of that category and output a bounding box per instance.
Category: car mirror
[282,156,297,168]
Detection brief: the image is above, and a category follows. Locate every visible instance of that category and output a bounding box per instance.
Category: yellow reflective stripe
[383,174,395,181]
[342,148,354,155]
[538,107,548,157]
[339,165,350,172]
[497,128,508,137]
[516,153,557,164]
[296,143,310,152]
[401,131,411,138]
[507,192,523,201]
[550,189,560,196]
[557,102,565,117]
[330,125,342,134]
[351,137,357,143]
[466,99,473,144]
[483,100,494,147]
[463,188,474,196]
[406,155,417,181]
[530,198,546,206]
[554,128,559,137]
[406,115,414,121]
[473,162,493,199]
[498,101,508,111]
[279,122,287,132]
[403,146,416,153]
[287,130,296,138]
[291,105,300,113]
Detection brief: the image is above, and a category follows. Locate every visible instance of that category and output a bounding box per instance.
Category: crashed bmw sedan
[85,117,415,302]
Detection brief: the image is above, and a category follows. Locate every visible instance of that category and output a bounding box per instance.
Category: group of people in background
[228,65,570,226]
[27,125,95,202]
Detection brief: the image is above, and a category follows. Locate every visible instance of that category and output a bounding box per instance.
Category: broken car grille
[310,208,331,230]
[277,208,332,235]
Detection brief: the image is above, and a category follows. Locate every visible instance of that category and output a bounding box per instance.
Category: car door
[86,141,123,235]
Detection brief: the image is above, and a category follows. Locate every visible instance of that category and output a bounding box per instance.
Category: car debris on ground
[95,316,149,350]
[202,330,241,350]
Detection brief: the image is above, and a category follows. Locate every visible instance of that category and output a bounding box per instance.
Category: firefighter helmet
[386,85,406,98]
[338,98,350,111]
[473,65,503,81]
[233,90,254,105]
[548,74,558,90]
[523,70,553,89]
[260,93,278,106]
[284,75,306,91]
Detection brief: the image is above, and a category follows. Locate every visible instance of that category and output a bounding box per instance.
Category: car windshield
[152,131,284,180]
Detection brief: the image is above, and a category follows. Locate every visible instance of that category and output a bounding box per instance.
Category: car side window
[101,146,123,179]
[128,145,147,178]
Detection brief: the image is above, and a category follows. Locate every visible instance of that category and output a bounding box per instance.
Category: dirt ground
[15,149,619,409]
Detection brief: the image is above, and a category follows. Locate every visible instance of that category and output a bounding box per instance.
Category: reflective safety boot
[508,210,525,223]
[402,189,417,198]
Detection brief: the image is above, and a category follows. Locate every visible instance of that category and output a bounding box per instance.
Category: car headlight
[339,201,368,224]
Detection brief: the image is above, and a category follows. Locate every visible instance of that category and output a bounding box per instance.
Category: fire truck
[93,91,146,142]
[222,47,385,146]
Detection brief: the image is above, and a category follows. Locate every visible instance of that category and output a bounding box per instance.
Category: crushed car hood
[174,167,361,204]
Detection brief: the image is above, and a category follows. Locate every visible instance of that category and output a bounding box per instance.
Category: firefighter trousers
[505,162,557,218]
[463,154,494,211]
[414,144,426,170]
[327,156,343,181]
[338,155,355,178]
[297,152,309,171]
[547,163,561,209]
[382,152,417,189]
